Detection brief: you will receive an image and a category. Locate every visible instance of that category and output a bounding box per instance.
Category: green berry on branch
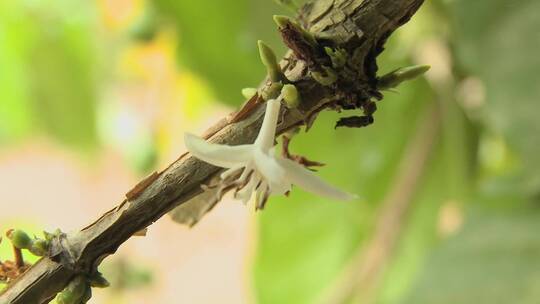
[6,229,32,250]
[281,84,301,108]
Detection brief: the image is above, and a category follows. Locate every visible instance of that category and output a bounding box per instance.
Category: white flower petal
[277,157,357,201]
[253,148,286,186]
[185,133,253,168]
[235,176,258,204]
[220,165,244,180]
[238,164,253,182]
[268,180,291,195]
[254,99,281,151]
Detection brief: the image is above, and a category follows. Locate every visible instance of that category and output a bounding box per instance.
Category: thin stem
[12,246,24,269]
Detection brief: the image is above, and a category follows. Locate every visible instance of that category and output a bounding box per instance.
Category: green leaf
[450,0,540,194]
[26,3,99,149]
[0,1,99,149]
[0,1,36,143]
[401,205,540,304]
[375,140,471,304]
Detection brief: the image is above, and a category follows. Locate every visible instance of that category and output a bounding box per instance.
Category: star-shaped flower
[184,99,356,209]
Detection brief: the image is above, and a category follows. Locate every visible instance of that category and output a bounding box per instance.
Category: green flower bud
[7,229,32,249]
[377,65,431,90]
[324,47,347,68]
[56,276,87,304]
[281,84,300,108]
[273,15,290,28]
[29,239,49,256]
[273,15,317,46]
[311,66,337,86]
[258,40,284,82]
[89,272,110,288]
[241,88,258,100]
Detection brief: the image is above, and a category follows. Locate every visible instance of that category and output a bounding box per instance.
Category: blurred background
[1,0,539,303]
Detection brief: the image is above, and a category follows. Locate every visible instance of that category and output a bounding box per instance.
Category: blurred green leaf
[0,1,99,149]
[401,205,540,304]
[154,0,288,105]
[450,0,540,194]
[27,4,99,149]
[376,139,472,303]
[0,1,34,143]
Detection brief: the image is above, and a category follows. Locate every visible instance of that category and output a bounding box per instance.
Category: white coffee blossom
[184,99,356,208]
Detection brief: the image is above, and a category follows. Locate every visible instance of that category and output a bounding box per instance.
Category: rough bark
[0,0,424,303]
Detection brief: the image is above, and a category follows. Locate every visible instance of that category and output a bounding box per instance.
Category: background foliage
[0,0,539,303]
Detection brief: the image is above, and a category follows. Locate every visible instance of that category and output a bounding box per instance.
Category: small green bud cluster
[56,276,91,304]
[56,272,110,304]
[6,229,51,257]
[324,47,347,69]
[244,15,313,110]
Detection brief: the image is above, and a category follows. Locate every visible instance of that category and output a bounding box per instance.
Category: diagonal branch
[0,0,424,303]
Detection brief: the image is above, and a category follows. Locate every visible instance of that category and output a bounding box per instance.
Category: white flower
[184,99,357,208]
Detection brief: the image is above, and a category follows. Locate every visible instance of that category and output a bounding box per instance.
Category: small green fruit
[281,84,300,108]
[7,229,32,249]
